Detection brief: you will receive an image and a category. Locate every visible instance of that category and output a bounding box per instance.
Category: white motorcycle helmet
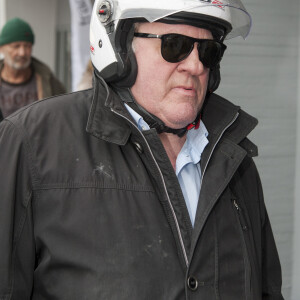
[90,0,251,90]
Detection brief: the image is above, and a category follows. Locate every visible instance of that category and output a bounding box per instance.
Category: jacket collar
[86,75,133,145]
[202,93,258,146]
[86,76,258,149]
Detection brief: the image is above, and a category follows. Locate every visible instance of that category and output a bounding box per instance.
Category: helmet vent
[97,1,113,23]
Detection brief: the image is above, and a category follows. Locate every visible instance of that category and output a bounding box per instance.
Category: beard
[5,55,31,70]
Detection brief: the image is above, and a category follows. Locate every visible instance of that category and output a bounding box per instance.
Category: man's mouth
[15,58,28,62]
[172,86,197,98]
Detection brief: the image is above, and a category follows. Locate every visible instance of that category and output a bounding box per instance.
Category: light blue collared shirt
[125,104,209,226]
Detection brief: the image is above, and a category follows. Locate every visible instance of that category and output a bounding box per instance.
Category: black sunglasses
[134,32,226,69]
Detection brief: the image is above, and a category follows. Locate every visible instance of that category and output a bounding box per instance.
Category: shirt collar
[125,103,208,174]
[176,122,209,175]
[125,103,150,131]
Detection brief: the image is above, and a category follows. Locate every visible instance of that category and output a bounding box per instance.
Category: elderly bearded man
[0,1,284,299]
[0,18,65,121]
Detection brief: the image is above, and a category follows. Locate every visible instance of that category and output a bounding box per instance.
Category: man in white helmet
[0,0,284,299]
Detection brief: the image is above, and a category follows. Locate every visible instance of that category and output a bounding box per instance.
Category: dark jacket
[0,57,65,121]
[0,77,284,300]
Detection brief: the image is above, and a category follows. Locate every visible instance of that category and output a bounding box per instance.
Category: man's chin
[11,60,31,71]
[163,115,197,130]
[164,109,200,129]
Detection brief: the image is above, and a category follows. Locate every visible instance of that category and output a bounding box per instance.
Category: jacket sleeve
[0,120,35,299]
[250,158,284,300]
[261,201,285,300]
[234,154,284,300]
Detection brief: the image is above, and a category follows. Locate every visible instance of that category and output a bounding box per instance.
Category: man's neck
[1,64,32,84]
[159,132,187,171]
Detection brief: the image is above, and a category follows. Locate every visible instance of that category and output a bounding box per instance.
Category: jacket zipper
[201,112,239,183]
[111,108,189,268]
[188,112,240,271]
[232,198,251,299]
[232,199,248,231]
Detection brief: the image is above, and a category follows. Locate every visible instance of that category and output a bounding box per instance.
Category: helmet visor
[99,0,251,39]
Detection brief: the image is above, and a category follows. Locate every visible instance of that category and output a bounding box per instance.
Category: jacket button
[133,142,143,154]
[187,276,198,291]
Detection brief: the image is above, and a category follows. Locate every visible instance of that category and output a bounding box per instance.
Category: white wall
[219,0,299,298]
[5,0,58,72]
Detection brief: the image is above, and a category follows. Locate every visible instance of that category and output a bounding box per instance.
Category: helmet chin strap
[111,85,201,138]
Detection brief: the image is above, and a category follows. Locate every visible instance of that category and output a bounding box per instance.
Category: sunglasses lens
[160,34,224,68]
[161,34,193,63]
[198,41,223,69]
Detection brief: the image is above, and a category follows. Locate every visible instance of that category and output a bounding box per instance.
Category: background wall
[292,13,300,296]
[0,0,6,29]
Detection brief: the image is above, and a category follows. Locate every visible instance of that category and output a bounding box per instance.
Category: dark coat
[0,77,284,299]
[0,57,65,121]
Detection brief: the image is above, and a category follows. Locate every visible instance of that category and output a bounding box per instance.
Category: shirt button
[187,276,198,291]
[133,142,143,154]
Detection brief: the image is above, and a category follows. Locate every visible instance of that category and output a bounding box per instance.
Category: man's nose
[17,46,27,56]
[177,43,206,76]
